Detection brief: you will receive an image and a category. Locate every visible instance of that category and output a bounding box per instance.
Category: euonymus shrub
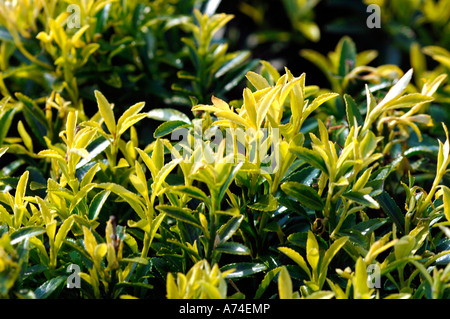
[0,58,449,299]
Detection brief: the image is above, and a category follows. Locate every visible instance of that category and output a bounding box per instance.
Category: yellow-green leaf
[441,186,450,222]
[278,266,293,299]
[15,170,29,207]
[17,121,33,152]
[94,90,116,136]
[54,216,74,253]
[278,246,311,278]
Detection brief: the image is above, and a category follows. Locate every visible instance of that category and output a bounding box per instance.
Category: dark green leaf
[338,37,356,77]
[156,205,201,228]
[289,146,328,173]
[154,120,191,138]
[218,215,244,243]
[344,94,363,128]
[281,181,324,211]
[215,242,250,255]
[342,191,379,209]
[34,276,66,299]
[376,191,405,233]
[0,107,15,146]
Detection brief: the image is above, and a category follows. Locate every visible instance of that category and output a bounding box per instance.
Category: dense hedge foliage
[0,0,449,299]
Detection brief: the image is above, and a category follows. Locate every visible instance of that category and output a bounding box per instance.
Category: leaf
[306,231,320,275]
[117,113,148,136]
[441,186,450,222]
[221,262,267,279]
[215,242,250,255]
[167,185,211,206]
[15,93,47,129]
[254,266,283,299]
[156,205,201,229]
[217,215,244,243]
[34,276,66,299]
[342,191,380,209]
[10,227,46,245]
[151,158,181,196]
[281,181,324,211]
[88,190,111,220]
[54,216,75,253]
[278,246,311,278]
[97,183,146,220]
[338,37,356,77]
[215,51,250,78]
[289,146,328,173]
[0,108,16,146]
[246,71,270,90]
[217,162,243,204]
[15,170,29,207]
[278,266,293,299]
[248,194,279,212]
[376,191,405,233]
[76,136,111,170]
[147,108,191,124]
[394,235,416,260]
[378,69,413,108]
[154,120,190,138]
[94,90,116,135]
[344,94,363,128]
[304,93,339,118]
[319,236,348,287]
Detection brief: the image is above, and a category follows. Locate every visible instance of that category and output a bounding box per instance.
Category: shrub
[0,0,449,300]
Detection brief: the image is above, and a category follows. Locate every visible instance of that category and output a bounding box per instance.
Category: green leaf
[10,227,46,245]
[342,191,380,209]
[167,185,211,207]
[154,120,190,138]
[15,93,47,129]
[218,162,243,204]
[318,236,348,287]
[76,136,111,170]
[338,37,356,77]
[0,107,15,146]
[254,266,283,299]
[289,146,328,173]
[344,94,363,128]
[217,215,244,243]
[215,242,250,255]
[156,205,201,229]
[215,51,250,78]
[97,183,146,220]
[248,194,279,212]
[281,181,324,211]
[376,191,405,233]
[147,108,191,124]
[88,190,111,220]
[221,262,267,279]
[34,276,66,299]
